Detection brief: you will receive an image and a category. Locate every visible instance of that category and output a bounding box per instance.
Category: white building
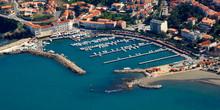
[181,28,203,42]
[150,19,168,33]
[24,19,73,37]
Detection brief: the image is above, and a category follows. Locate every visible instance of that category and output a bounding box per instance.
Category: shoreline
[139,70,220,87]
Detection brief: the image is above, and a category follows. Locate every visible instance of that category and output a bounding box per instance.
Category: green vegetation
[0,16,32,39]
[210,21,220,40]
[168,3,204,30]
[32,14,54,21]
[93,12,135,25]
[0,16,18,34]
[18,14,54,21]
[165,39,199,54]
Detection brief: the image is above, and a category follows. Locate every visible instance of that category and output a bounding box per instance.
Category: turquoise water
[0,37,220,110]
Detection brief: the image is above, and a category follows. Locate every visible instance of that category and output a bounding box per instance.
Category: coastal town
[1,0,220,109]
[0,0,220,90]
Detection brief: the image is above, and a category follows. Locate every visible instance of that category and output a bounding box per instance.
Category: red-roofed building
[168,28,178,35]
[198,17,216,33]
[111,3,124,11]
[117,20,126,29]
[63,4,70,9]
[1,5,11,10]
[106,21,117,28]
[215,45,220,54]
[202,35,213,40]
[187,17,198,25]
[98,19,111,23]
[25,19,73,37]
[198,40,211,49]
[0,0,9,4]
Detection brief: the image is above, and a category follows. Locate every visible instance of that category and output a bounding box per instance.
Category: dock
[103,49,167,64]
[0,49,86,75]
[114,69,150,76]
[139,54,179,65]
[90,43,152,57]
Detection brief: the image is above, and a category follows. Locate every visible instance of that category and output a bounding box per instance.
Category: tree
[135,28,138,32]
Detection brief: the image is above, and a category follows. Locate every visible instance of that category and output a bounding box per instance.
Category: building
[167,28,178,35]
[111,3,124,11]
[24,19,73,37]
[202,35,213,40]
[150,19,168,33]
[198,40,211,49]
[213,0,220,7]
[198,17,216,33]
[215,45,220,54]
[187,17,198,25]
[117,20,126,29]
[181,28,203,42]
[161,6,169,16]
[0,0,9,4]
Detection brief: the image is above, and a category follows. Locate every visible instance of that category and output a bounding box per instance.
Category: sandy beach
[139,70,220,87]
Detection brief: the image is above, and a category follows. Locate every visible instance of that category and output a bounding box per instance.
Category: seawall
[0,49,86,75]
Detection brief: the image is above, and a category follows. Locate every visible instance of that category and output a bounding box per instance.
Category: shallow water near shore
[0,37,220,110]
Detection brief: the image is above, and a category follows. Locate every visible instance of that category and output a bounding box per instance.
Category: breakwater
[0,49,86,75]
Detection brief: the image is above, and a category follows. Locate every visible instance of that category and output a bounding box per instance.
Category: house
[187,17,198,25]
[213,0,220,7]
[205,42,217,51]
[63,4,70,9]
[198,17,216,33]
[1,5,12,10]
[167,28,178,35]
[117,20,126,29]
[69,10,75,19]
[202,35,213,40]
[111,3,124,11]
[215,45,220,54]
[6,9,13,14]
[43,10,52,14]
[60,10,69,21]
[135,12,140,19]
[140,11,148,18]
[0,0,9,4]
[198,40,211,49]
[150,19,168,33]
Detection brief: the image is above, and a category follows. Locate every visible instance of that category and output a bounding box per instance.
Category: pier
[90,43,152,57]
[114,69,150,76]
[79,39,131,51]
[103,49,167,64]
[139,54,179,65]
[0,49,86,75]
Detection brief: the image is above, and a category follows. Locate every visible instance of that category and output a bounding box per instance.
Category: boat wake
[105,89,123,93]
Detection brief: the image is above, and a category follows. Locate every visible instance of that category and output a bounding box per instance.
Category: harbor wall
[0,49,86,75]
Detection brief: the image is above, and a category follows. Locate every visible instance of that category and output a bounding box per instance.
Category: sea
[0,37,220,110]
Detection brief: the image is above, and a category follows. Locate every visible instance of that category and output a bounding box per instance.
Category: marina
[90,42,152,57]
[71,36,116,47]
[103,48,167,64]
[77,39,131,51]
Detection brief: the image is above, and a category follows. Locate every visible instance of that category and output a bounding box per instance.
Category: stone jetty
[0,49,86,75]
